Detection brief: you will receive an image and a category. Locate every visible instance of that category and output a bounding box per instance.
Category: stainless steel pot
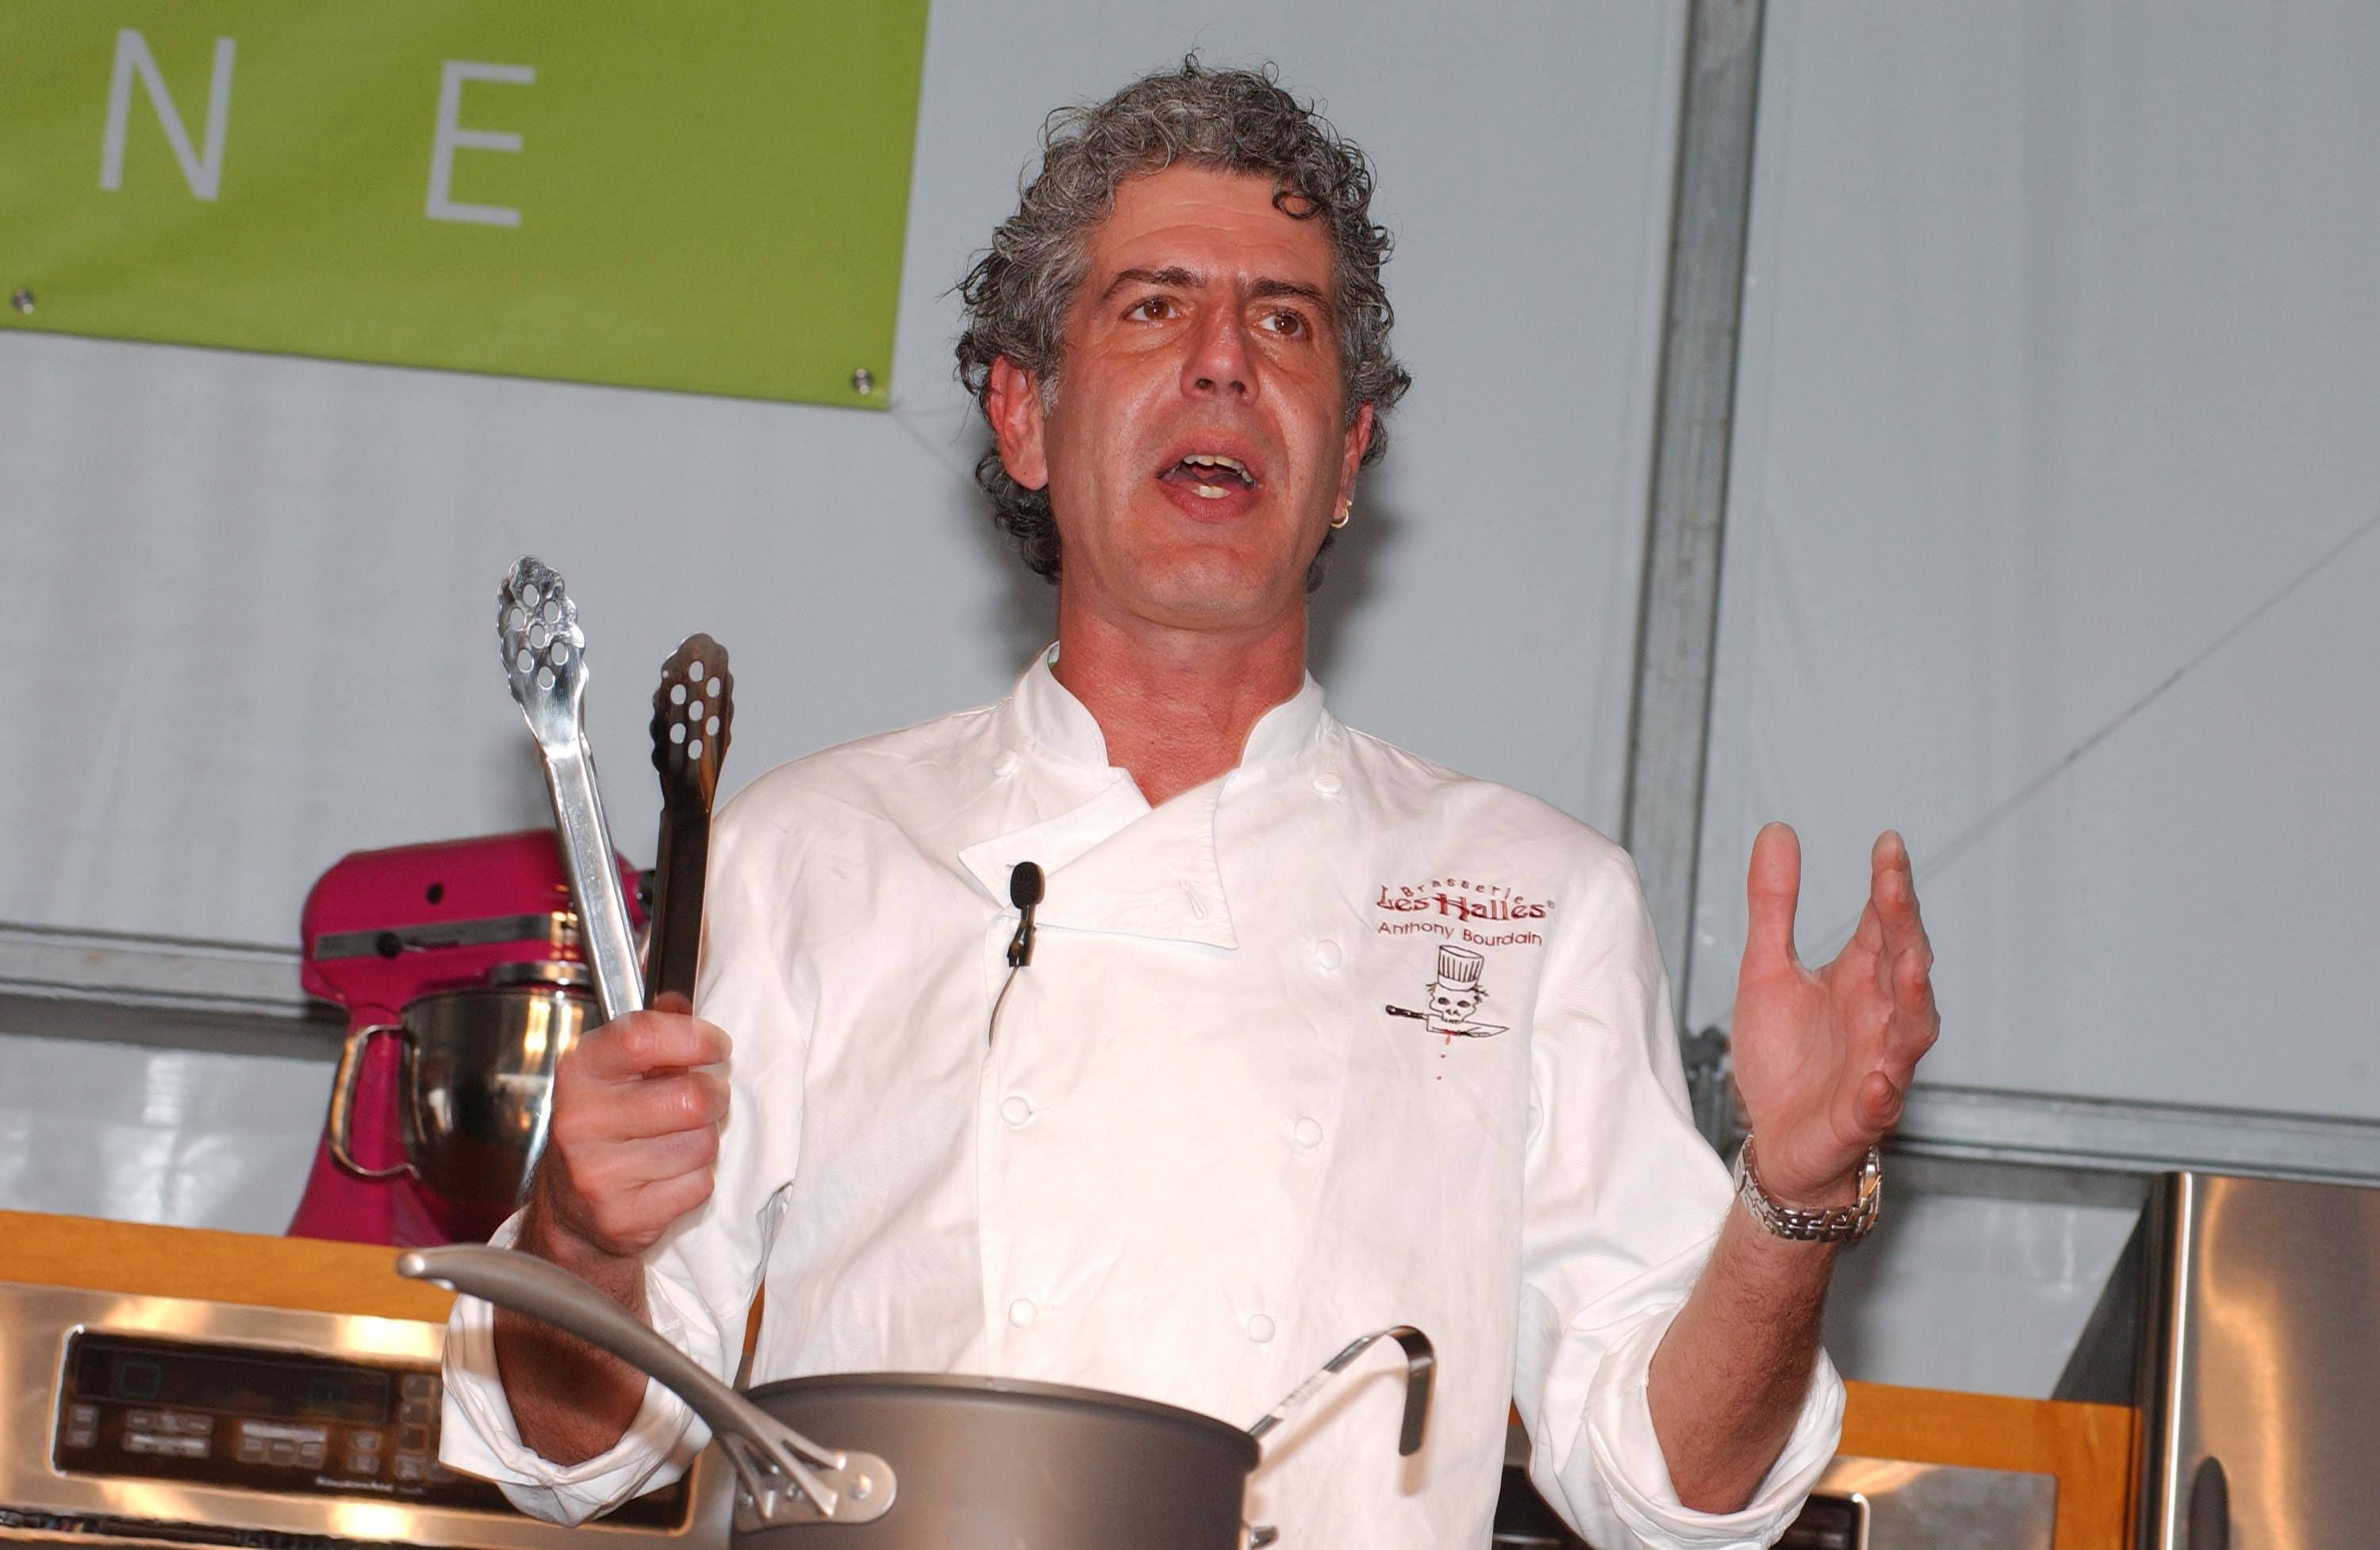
[329,964,599,1207]
[398,1245,1433,1548]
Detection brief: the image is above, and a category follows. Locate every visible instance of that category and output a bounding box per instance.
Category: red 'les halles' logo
[1373,877,1553,923]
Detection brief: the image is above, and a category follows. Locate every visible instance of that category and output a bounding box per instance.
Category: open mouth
[1157,453,1258,501]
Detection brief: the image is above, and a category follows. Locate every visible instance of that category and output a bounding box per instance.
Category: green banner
[0,3,928,406]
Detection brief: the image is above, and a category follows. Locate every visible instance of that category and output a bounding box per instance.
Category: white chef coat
[440,653,1843,1550]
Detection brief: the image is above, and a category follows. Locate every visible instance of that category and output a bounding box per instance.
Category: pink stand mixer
[285,831,643,1247]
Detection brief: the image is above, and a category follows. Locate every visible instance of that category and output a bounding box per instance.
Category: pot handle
[397,1244,895,1526]
[328,1023,410,1180]
[1246,1325,1434,1456]
[1241,1326,1431,1549]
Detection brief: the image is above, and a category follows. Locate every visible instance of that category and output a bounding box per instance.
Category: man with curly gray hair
[447,59,1933,1550]
[957,59,1409,594]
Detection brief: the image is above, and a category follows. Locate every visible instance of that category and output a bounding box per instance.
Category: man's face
[990,164,1374,636]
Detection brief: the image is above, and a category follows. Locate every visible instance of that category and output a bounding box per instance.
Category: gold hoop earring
[1330,500,1352,530]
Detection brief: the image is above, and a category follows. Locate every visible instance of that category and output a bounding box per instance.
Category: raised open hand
[1726,824,1938,1206]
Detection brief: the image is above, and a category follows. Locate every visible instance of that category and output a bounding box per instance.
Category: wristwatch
[1731,1134,1881,1245]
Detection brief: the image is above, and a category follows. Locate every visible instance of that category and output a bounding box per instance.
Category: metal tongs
[497,557,643,1024]
[647,634,733,1002]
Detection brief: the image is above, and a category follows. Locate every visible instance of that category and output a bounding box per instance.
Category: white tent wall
[1694,0,2380,1395]
[17,0,2368,1408]
[0,7,1686,1220]
[0,1035,328,1230]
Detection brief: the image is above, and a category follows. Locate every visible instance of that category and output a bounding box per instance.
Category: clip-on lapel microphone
[990,861,1044,1046]
[1005,861,1045,967]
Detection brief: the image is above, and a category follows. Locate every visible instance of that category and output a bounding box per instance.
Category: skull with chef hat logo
[1388,945,1509,1039]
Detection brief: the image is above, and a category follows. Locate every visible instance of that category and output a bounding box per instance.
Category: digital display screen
[53,1332,695,1529]
[71,1335,391,1425]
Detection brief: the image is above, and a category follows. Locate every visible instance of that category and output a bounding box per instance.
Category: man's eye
[1260,309,1311,338]
[1125,296,1177,321]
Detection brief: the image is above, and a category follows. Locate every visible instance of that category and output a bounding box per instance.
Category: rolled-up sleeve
[436,1213,712,1525]
[436,792,814,1524]
[1514,852,1844,1550]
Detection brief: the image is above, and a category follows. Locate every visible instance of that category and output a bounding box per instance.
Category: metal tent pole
[1622,0,1767,1147]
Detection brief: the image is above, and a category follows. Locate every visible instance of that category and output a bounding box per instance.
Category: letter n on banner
[100,29,236,200]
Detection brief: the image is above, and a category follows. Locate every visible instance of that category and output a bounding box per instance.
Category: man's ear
[985,357,1051,491]
[1334,401,1376,508]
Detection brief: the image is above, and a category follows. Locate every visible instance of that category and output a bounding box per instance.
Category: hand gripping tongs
[489,562,889,1522]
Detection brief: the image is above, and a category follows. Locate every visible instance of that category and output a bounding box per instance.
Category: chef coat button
[1246,1314,1276,1345]
[1294,1118,1323,1149]
[1312,772,1343,796]
[1000,1095,1033,1127]
[1008,1299,1038,1329]
[994,751,1021,778]
[1311,939,1343,972]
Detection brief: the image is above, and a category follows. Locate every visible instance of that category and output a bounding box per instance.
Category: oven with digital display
[0,1281,727,1549]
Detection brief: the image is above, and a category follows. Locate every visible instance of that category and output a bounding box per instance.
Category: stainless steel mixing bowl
[328,963,601,1209]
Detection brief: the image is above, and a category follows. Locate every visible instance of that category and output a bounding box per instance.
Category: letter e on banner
[101,30,236,200]
[427,61,533,227]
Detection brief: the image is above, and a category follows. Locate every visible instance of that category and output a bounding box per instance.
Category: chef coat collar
[1006,644,1329,777]
[957,649,1331,950]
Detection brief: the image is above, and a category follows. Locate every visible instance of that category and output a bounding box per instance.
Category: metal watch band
[1730,1134,1882,1245]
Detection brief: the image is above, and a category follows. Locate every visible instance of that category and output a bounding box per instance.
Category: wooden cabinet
[1839,1380,2134,1550]
[0,1210,450,1321]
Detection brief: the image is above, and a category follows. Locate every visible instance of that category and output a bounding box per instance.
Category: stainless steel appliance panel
[0,1281,728,1549]
[2138,1172,2380,1550]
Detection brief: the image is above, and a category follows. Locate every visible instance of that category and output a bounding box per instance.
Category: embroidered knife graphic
[1385,1006,1510,1039]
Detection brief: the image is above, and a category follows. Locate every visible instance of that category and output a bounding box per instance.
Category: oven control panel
[52,1331,686,1528]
